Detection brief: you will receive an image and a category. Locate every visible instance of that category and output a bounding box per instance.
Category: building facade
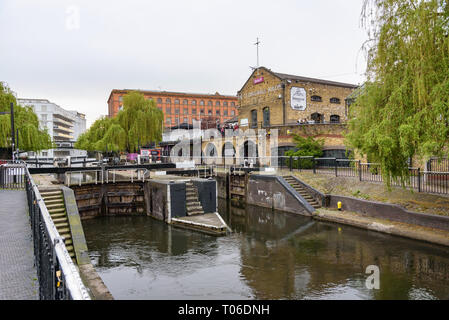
[237,66,358,128]
[107,89,239,128]
[236,67,358,158]
[18,98,87,158]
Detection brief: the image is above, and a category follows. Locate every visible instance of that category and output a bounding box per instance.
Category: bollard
[338,201,342,211]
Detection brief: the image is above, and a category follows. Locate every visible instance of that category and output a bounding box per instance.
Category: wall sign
[291,87,307,111]
[240,118,249,126]
[254,77,264,84]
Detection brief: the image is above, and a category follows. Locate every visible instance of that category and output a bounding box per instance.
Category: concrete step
[186,210,204,216]
[42,195,63,201]
[66,245,74,252]
[41,190,62,197]
[46,203,65,210]
[50,212,66,219]
[55,222,69,229]
[187,205,203,212]
[52,217,68,224]
[44,199,64,205]
[58,227,71,235]
[49,208,66,214]
[64,239,73,246]
[186,201,201,207]
[186,196,198,202]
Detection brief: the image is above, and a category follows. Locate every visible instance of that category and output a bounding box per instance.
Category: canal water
[82,199,449,300]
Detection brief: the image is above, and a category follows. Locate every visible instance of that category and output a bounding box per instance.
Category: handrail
[25,165,91,300]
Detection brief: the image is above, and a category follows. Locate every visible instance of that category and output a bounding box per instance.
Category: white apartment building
[17,98,87,159]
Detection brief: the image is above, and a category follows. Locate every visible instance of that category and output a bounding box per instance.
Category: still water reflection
[83,199,449,300]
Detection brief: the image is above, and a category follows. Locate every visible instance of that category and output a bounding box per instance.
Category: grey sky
[0,0,368,127]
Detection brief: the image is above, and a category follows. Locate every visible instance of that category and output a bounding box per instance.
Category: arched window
[223,101,228,107]
[166,98,171,104]
[208,101,213,106]
[330,97,341,104]
[251,109,258,128]
[330,115,340,123]
[311,112,323,123]
[183,99,188,105]
[174,99,180,105]
[231,102,235,107]
[263,107,270,127]
[311,95,322,102]
[157,98,162,104]
[200,100,205,106]
[216,101,220,106]
[191,100,197,106]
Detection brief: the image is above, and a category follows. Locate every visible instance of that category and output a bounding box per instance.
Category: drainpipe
[281,82,286,125]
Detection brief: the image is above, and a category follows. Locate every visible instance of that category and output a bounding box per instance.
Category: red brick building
[107,89,239,128]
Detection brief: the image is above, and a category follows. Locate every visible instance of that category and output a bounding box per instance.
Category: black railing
[0,160,90,300]
[281,156,449,196]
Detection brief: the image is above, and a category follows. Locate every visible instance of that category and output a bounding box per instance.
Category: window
[311,112,323,123]
[41,105,47,112]
[330,115,341,123]
[191,100,197,106]
[166,107,171,114]
[224,109,228,116]
[200,100,205,106]
[200,109,205,115]
[208,109,212,115]
[157,98,162,104]
[330,97,341,104]
[119,96,123,102]
[183,117,188,123]
[231,110,235,116]
[263,107,270,127]
[251,109,258,128]
[192,108,197,115]
[166,98,171,104]
[41,114,47,121]
[311,95,322,102]
[166,117,171,125]
[216,101,220,106]
[175,108,180,114]
[208,101,212,106]
[223,101,228,107]
[183,108,188,114]
[231,102,235,107]
[42,152,48,157]
[174,99,180,105]
[216,110,220,115]
[183,99,188,105]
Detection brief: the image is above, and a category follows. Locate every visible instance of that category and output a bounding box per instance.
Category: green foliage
[0,82,52,151]
[75,91,164,152]
[285,134,324,169]
[347,0,449,186]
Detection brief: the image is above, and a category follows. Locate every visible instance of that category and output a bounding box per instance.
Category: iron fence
[0,160,90,300]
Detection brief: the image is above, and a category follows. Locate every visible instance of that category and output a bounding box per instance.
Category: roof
[273,72,359,89]
[108,89,238,104]
[238,66,358,93]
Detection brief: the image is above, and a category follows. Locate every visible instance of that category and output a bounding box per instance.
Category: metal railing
[0,160,90,300]
[65,168,149,186]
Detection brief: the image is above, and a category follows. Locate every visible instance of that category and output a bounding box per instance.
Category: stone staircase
[40,189,76,263]
[185,181,204,216]
[282,176,321,209]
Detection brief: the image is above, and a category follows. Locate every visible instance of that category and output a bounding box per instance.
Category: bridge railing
[0,160,26,189]
[24,165,91,300]
[64,168,149,186]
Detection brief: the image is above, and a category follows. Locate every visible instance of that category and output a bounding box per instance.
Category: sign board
[140,149,150,157]
[240,118,249,127]
[176,161,195,169]
[254,77,264,84]
[291,87,307,111]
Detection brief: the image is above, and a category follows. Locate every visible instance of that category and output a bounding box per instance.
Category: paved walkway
[0,190,38,300]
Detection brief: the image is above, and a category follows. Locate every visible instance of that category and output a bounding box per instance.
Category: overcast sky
[0,0,368,127]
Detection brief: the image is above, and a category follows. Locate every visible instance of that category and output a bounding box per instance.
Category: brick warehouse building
[108,89,239,128]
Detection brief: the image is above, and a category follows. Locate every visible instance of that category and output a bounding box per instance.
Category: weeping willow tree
[75,91,163,152]
[346,0,449,185]
[0,82,52,152]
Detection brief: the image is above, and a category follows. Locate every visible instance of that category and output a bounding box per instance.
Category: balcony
[53,116,74,127]
[53,125,74,134]
[53,132,74,140]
